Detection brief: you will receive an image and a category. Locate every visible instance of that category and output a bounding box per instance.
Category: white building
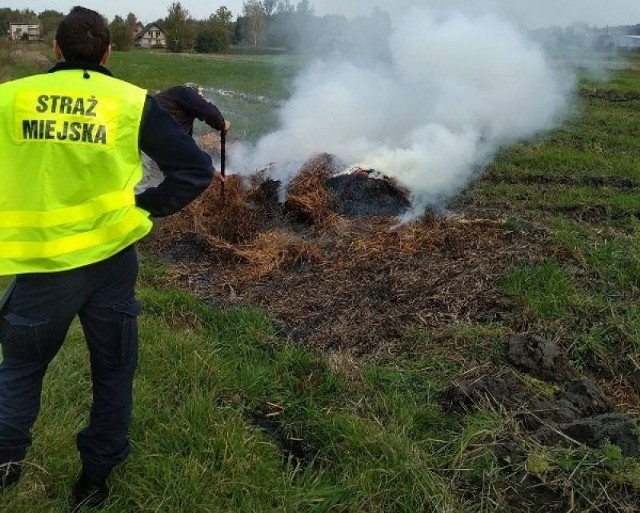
[134,23,166,48]
[9,23,41,41]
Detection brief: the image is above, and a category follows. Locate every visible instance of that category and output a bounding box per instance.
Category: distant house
[134,23,166,48]
[9,22,41,41]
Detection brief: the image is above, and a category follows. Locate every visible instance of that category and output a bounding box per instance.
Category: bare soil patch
[11,48,52,69]
[482,173,640,190]
[580,88,640,102]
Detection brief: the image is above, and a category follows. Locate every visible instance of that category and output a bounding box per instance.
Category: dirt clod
[507,334,572,382]
[536,412,639,457]
[442,367,638,455]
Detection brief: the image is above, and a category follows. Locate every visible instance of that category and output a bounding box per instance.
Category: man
[137,83,231,192]
[0,6,213,509]
[156,82,230,137]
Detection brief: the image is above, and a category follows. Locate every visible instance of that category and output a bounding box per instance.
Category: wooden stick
[220,128,227,203]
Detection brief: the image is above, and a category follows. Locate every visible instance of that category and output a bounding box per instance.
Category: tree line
[160,1,392,56]
[1,2,392,57]
[0,7,138,49]
[3,3,637,56]
[160,0,373,55]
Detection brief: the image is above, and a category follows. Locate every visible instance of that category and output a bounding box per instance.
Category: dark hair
[55,6,110,64]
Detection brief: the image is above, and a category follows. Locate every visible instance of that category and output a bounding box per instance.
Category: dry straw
[150,153,551,357]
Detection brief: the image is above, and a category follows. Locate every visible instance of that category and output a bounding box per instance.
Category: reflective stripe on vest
[0,70,152,275]
[0,213,143,258]
[0,190,132,228]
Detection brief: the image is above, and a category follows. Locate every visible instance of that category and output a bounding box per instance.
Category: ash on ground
[325,169,411,217]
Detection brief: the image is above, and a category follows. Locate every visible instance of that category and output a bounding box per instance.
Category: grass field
[1,45,640,511]
[108,50,304,142]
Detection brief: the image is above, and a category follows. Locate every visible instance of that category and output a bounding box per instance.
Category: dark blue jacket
[155,85,225,136]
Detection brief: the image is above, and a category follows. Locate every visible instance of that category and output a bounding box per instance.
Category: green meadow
[1,45,640,511]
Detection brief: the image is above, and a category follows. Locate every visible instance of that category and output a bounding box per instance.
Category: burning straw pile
[146,153,551,355]
[149,154,343,279]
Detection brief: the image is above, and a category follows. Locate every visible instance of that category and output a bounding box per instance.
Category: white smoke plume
[232,7,573,215]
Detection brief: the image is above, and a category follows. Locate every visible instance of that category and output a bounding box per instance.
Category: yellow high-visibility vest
[0,68,152,275]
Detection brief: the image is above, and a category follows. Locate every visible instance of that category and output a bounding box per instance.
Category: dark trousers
[0,246,141,481]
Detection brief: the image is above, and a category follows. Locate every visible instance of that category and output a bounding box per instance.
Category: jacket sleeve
[170,86,226,131]
[135,95,213,218]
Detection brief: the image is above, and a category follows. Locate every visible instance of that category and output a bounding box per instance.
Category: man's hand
[213,169,226,182]
[223,120,231,132]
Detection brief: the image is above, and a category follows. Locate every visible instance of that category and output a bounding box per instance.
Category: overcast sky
[6,0,640,28]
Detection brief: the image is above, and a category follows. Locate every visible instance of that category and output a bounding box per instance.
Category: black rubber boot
[0,462,21,491]
[72,473,109,509]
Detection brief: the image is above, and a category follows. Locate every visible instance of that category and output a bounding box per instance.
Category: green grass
[107,50,302,142]
[473,183,640,212]
[3,48,640,511]
[501,262,579,319]
[109,50,302,97]
[581,67,640,93]
[0,280,466,512]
